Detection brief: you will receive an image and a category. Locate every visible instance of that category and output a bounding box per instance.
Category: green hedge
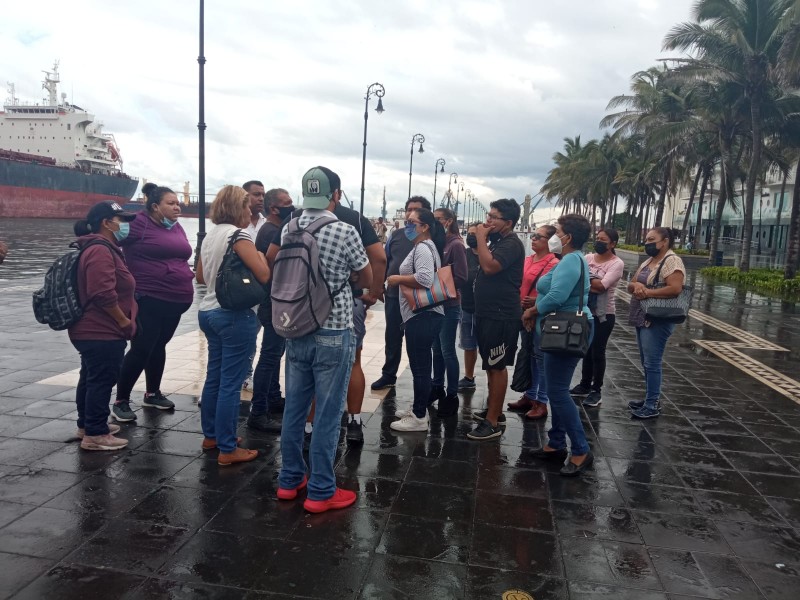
[700,266,800,299]
[617,244,709,256]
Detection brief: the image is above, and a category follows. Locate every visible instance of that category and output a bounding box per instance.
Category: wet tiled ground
[1,276,800,599]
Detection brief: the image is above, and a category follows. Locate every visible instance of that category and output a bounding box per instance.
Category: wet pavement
[1,275,800,599]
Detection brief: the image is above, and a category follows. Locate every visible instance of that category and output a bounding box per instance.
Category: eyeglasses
[486,214,506,221]
[407,220,422,226]
[531,234,546,240]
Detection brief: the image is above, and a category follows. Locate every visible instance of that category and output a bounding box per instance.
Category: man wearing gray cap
[271,166,371,513]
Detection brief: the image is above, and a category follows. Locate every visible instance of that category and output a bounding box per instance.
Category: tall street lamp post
[195,0,207,265]
[433,158,445,206]
[454,182,465,219]
[359,82,385,216]
[407,133,425,200]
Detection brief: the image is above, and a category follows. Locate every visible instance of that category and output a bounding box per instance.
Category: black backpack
[32,240,115,330]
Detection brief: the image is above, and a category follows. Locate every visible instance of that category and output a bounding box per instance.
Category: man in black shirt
[265,183,387,445]
[458,222,482,390]
[467,199,525,441]
[370,196,432,391]
[249,188,295,432]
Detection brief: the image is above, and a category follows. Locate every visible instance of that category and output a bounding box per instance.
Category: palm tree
[541,136,591,215]
[663,0,798,272]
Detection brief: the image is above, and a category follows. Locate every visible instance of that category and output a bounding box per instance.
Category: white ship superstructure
[1,61,124,174]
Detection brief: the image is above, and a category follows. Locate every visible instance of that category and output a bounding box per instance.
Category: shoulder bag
[400,243,456,313]
[639,256,693,324]
[216,229,268,311]
[539,257,591,357]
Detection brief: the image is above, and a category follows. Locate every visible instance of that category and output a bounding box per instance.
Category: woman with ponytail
[386,206,444,432]
[112,183,194,423]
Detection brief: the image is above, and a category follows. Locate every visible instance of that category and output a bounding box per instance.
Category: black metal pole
[359,83,384,216]
[196,0,207,264]
[408,133,424,201]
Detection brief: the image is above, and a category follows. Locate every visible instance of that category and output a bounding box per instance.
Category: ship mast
[42,61,60,106]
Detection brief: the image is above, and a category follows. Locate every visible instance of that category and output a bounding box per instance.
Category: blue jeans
[252,319,285,415]
[72,339,126,436]
[525,329,548,404]
[636,321,676,409]
[405,311,443,418]
[543,321,594,456]
[279,328,356,500]
[199,308,259,453]
[432,304,461,396]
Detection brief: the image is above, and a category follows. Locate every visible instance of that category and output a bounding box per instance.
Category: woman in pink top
[570,228,624,407]
[507,225,558,420]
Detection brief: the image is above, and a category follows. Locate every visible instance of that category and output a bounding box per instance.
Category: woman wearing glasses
[508,225,559,420]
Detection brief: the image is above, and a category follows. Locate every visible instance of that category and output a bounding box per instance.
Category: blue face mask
[404,222,419,241]
[113,221,130,242]
[161,217,177,229]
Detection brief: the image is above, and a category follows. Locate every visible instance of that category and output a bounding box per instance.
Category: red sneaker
[277,475,308,500]
[303,488,357,513]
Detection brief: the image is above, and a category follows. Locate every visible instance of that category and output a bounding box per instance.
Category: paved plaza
[0,275,799,599]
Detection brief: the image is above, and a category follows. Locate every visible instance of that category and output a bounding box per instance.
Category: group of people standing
[63,166,687,512]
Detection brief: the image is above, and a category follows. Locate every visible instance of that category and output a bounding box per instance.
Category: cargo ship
[0,62,138,218]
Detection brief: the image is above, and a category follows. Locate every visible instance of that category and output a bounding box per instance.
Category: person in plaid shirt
[271,166,372,513]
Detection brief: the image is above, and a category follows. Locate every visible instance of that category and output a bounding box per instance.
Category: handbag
[639,256,693,324]
[215,229,268,311]
[539,258,591,357]
[400,243,457,313]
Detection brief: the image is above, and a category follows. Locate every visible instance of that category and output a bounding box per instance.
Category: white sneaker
[394,408,413,419]
[390,413,429,432]
[242,376,253,391]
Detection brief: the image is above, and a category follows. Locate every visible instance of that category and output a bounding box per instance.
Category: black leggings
[116,296,191,399]
[580,314,616,392]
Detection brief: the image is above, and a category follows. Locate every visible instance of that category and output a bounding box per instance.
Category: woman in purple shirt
[112,183,195,422]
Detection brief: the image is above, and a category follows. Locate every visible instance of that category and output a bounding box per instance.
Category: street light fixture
[407,133,425,200]
[433,158,446,205]
[455,182,465,219]
[359,82,386,216]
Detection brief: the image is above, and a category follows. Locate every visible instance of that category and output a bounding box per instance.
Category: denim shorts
[353,298,367,349]
[459,309,477,350]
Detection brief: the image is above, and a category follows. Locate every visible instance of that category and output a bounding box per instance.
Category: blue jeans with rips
[636,321,676,409]
[543,321,594,456]
[279,328,356,501]
[432,304,462,396]
[199,308,259,453]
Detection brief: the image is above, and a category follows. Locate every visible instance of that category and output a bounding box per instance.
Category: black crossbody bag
[216,229,268,311]
[539,258,590,357]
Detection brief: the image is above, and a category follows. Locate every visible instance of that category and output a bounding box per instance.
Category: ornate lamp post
[433,158,445,205]
[359,82,385,216]
[408,133,425,200]
[463,189,471,227]
[195,0,207,265]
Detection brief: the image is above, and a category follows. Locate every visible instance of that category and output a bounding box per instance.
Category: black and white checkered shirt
[279,209,369,330]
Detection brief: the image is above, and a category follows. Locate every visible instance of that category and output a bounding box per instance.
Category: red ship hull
[0,185,135,219]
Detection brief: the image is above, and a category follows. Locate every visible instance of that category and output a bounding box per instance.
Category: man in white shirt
[243,180,267,238]
[240,180,267,391]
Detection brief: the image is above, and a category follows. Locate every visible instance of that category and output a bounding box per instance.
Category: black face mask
[277,205,295,221]
[644,242,660,257]
[593,241,608,255]
[466,234,478,248]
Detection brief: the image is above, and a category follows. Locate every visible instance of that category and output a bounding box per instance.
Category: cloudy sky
[2,0,696,222]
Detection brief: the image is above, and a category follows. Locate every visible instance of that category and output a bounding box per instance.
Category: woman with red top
[113,183,194,422]
[69,201,139,451]
[507,224,558,420]
[429,208,468,416]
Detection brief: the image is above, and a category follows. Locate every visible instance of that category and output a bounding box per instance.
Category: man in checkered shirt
[272,166,371,513]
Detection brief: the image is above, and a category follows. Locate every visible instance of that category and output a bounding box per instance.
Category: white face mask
[548,234,563,254]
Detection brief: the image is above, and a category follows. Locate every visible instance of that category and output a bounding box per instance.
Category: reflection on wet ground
[0,274,799,599]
